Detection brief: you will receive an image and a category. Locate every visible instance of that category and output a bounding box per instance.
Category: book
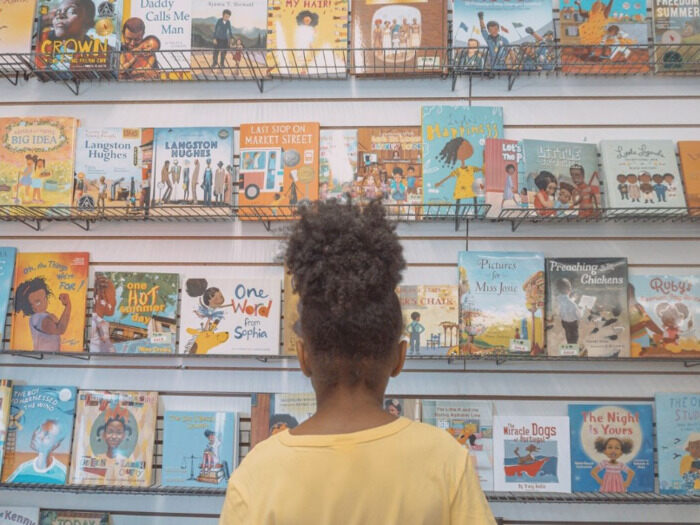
[453,0,555,72]
[0,380,12,476]
[90,272,179,354]
[397,285,459,356]
[0,508,39,525]
[40,511,110,525]
[10,252,89,353]
[521,140,601,218]
[655,392,700,494]
[0,247,16,350]
[282,270,300,356]
[35,0,122,73]
[569,404,655,492]
[69,390,158,487]
[250,393,315,448]
[0,0,36,57]
[0,385,77,485]
[151,127,234,209]
[600,140,687,211]
[0,117,78,210]
[351,0,448,75]
[458,251,545,355]
[383,397,421,421]
[546,258,629,357]
[678,141,700,209]
[652,0,700,72]
[493,415,571,493]
[422,400,494,491]
[319,129,358,202]
[238,122,320,218]
[179,276,281,355]
[422,106,503,213]
[162,410,237,487]
[628,270,698,357]
[483,139,523,217]
[559,0,649,74]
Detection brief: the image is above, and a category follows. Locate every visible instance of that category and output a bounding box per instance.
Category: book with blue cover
[0,247,16,350]
[656,393,700,495]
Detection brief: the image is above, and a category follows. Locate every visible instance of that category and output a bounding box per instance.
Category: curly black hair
[14,277,52,317]
[594,436,634,455]
[285,200,406,389]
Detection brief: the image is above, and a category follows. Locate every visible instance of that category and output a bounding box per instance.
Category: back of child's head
[555,278,571,294]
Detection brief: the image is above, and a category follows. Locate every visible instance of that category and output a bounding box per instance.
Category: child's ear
[297,340,311,378]
[391,340,407,378]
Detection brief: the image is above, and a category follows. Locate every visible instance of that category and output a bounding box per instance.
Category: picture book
[10,252,89,353]
[0,117,78,209]
[655,392,700,494]
[0,508,39,525]
[546,258,629,357]
[351,0,448,75]
[493,415,571,493]
[266,0,348,77]
[559,0,649,73]
[162,410,237,487]
[422,106,503,213]
[319,129,358,202]
[422,400,494,490]
[40,511,110,525]
[0,380,12,475]
[483,138,522,217]
[250,392,315,448]
[179,276,281,355]
[282,270,300,356]
[383,397,421,421]
[35,0,122,73]
[151,127,234,209]
[90,272,179,354]
[628,270,698,357]
[521,140,601,218]
[679,141,700,209]
[238,122,320,218]
[0,385,77,485]
[652,0,700,72]
[569,404,655,493]
[453,0,555,72]
[0,247,16,349]
[600,140,687,211]
[69,390,158,487]
[458,251,545,356]
[397,285,459,356]
[0,0,35,56]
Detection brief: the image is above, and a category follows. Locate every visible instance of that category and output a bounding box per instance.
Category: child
[680,432,700,490]
[406,311,425,355]
[555,278,583,345]
[616,174,628,201]
[555,181,575,217]
[219,201,495,524]
[591,437,635,493]
[14,277,71,352]
[97,175,107,212]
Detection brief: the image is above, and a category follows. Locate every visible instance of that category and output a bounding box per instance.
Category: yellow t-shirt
[219,417,496,525]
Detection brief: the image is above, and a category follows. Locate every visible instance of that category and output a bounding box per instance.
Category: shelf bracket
[683,360,700,368]
[8,351,45,361]
[510,219,524,233]
[70,219,92,232]
[507,74,517,91]
[63,78,80,96]
[254,78,264,94]
[16,218,42,231]
[1,71,20,86]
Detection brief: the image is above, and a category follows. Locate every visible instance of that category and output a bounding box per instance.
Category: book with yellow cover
[0,0,36,57]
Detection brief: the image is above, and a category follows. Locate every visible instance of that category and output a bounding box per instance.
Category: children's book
[0,247,16,350]
[179,276,281,355]
[545,257,629,357]
[162,410,238,487]
[600,140,687,211]
[422,400,494,491]
[628,270,698,358]
[678,141,700,209]
[351,0,448,75]
[559,0,649,73]
[319,129,358,202]
[250,393,316,448]
[40,511,111,525]
[383,397,421,421]
[655,392,700,494]
[0,385,77,485]
[0,0,35,56]
[282,270,300,356]
[493,415,571,492]
[0,117,78,210]
[0,380,12,476]
[238,122,320,219]
[569,404,655,492]
[69,390,158,487]
[483,139,523,217]
[397,285,459,356]
[10,252,89,353]
[0,508,39,525]
[458,251,545,356]
[652,0,700,72]
[90,272,179,354]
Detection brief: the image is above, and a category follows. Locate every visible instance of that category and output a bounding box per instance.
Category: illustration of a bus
[239,147,285,200]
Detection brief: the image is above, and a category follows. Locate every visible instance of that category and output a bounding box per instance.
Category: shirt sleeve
[219,481,249,525]
[450,456,497,525]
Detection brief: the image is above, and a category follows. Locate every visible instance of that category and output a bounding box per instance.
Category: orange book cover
[0,0,36,55]
[678,141,700,209]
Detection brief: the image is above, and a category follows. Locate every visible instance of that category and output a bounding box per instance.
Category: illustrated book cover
[397,285,459,356]
[319,129,357,202]
[0,247,16,349]
[0,380,12,476]
[0,0,36,57]
[678,141,700,209]
[383,397,421,421]
[0,508,39,525]
[652,0,700,72]
[40,511,110,525]
[282,270,300,356]
[483,138,523,217]
[250,392,316,448]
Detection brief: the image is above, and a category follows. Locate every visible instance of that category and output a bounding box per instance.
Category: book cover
[10,252,89,353]
[422,106,503,211]
[282,270,300,356]
[90,272,179,354]
[162,410,237,487]
[521,139,601,218]
[0,508,39,525]
[546,258,629,357]
[0,247,16,349]
[0,385,77,485]
[35,0,122,73]
[238,122,320,218]
[250,392,315,448]
[69,390,158,487]
[569,404,655,492]
[678,141,700,209]
[0,0,36,55]
[383,397,421,421]
[152,127,234,208]
[458,251,545,356]
[422,400,494,490]
[600,140,687,211]
[655,392,700,494]
[351,0,448,75]
[0,117,78,209]
[453,0,555,72]
[483,138,523,217]
[0,380,12,476]
[40,511,110,525]
[493,415,571,493]
[559,0,649,73]
[319,129,357,202]
[628,270,698,357]
[179,276,281,355]
[397,285,459,356]
[652,0,700,72]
